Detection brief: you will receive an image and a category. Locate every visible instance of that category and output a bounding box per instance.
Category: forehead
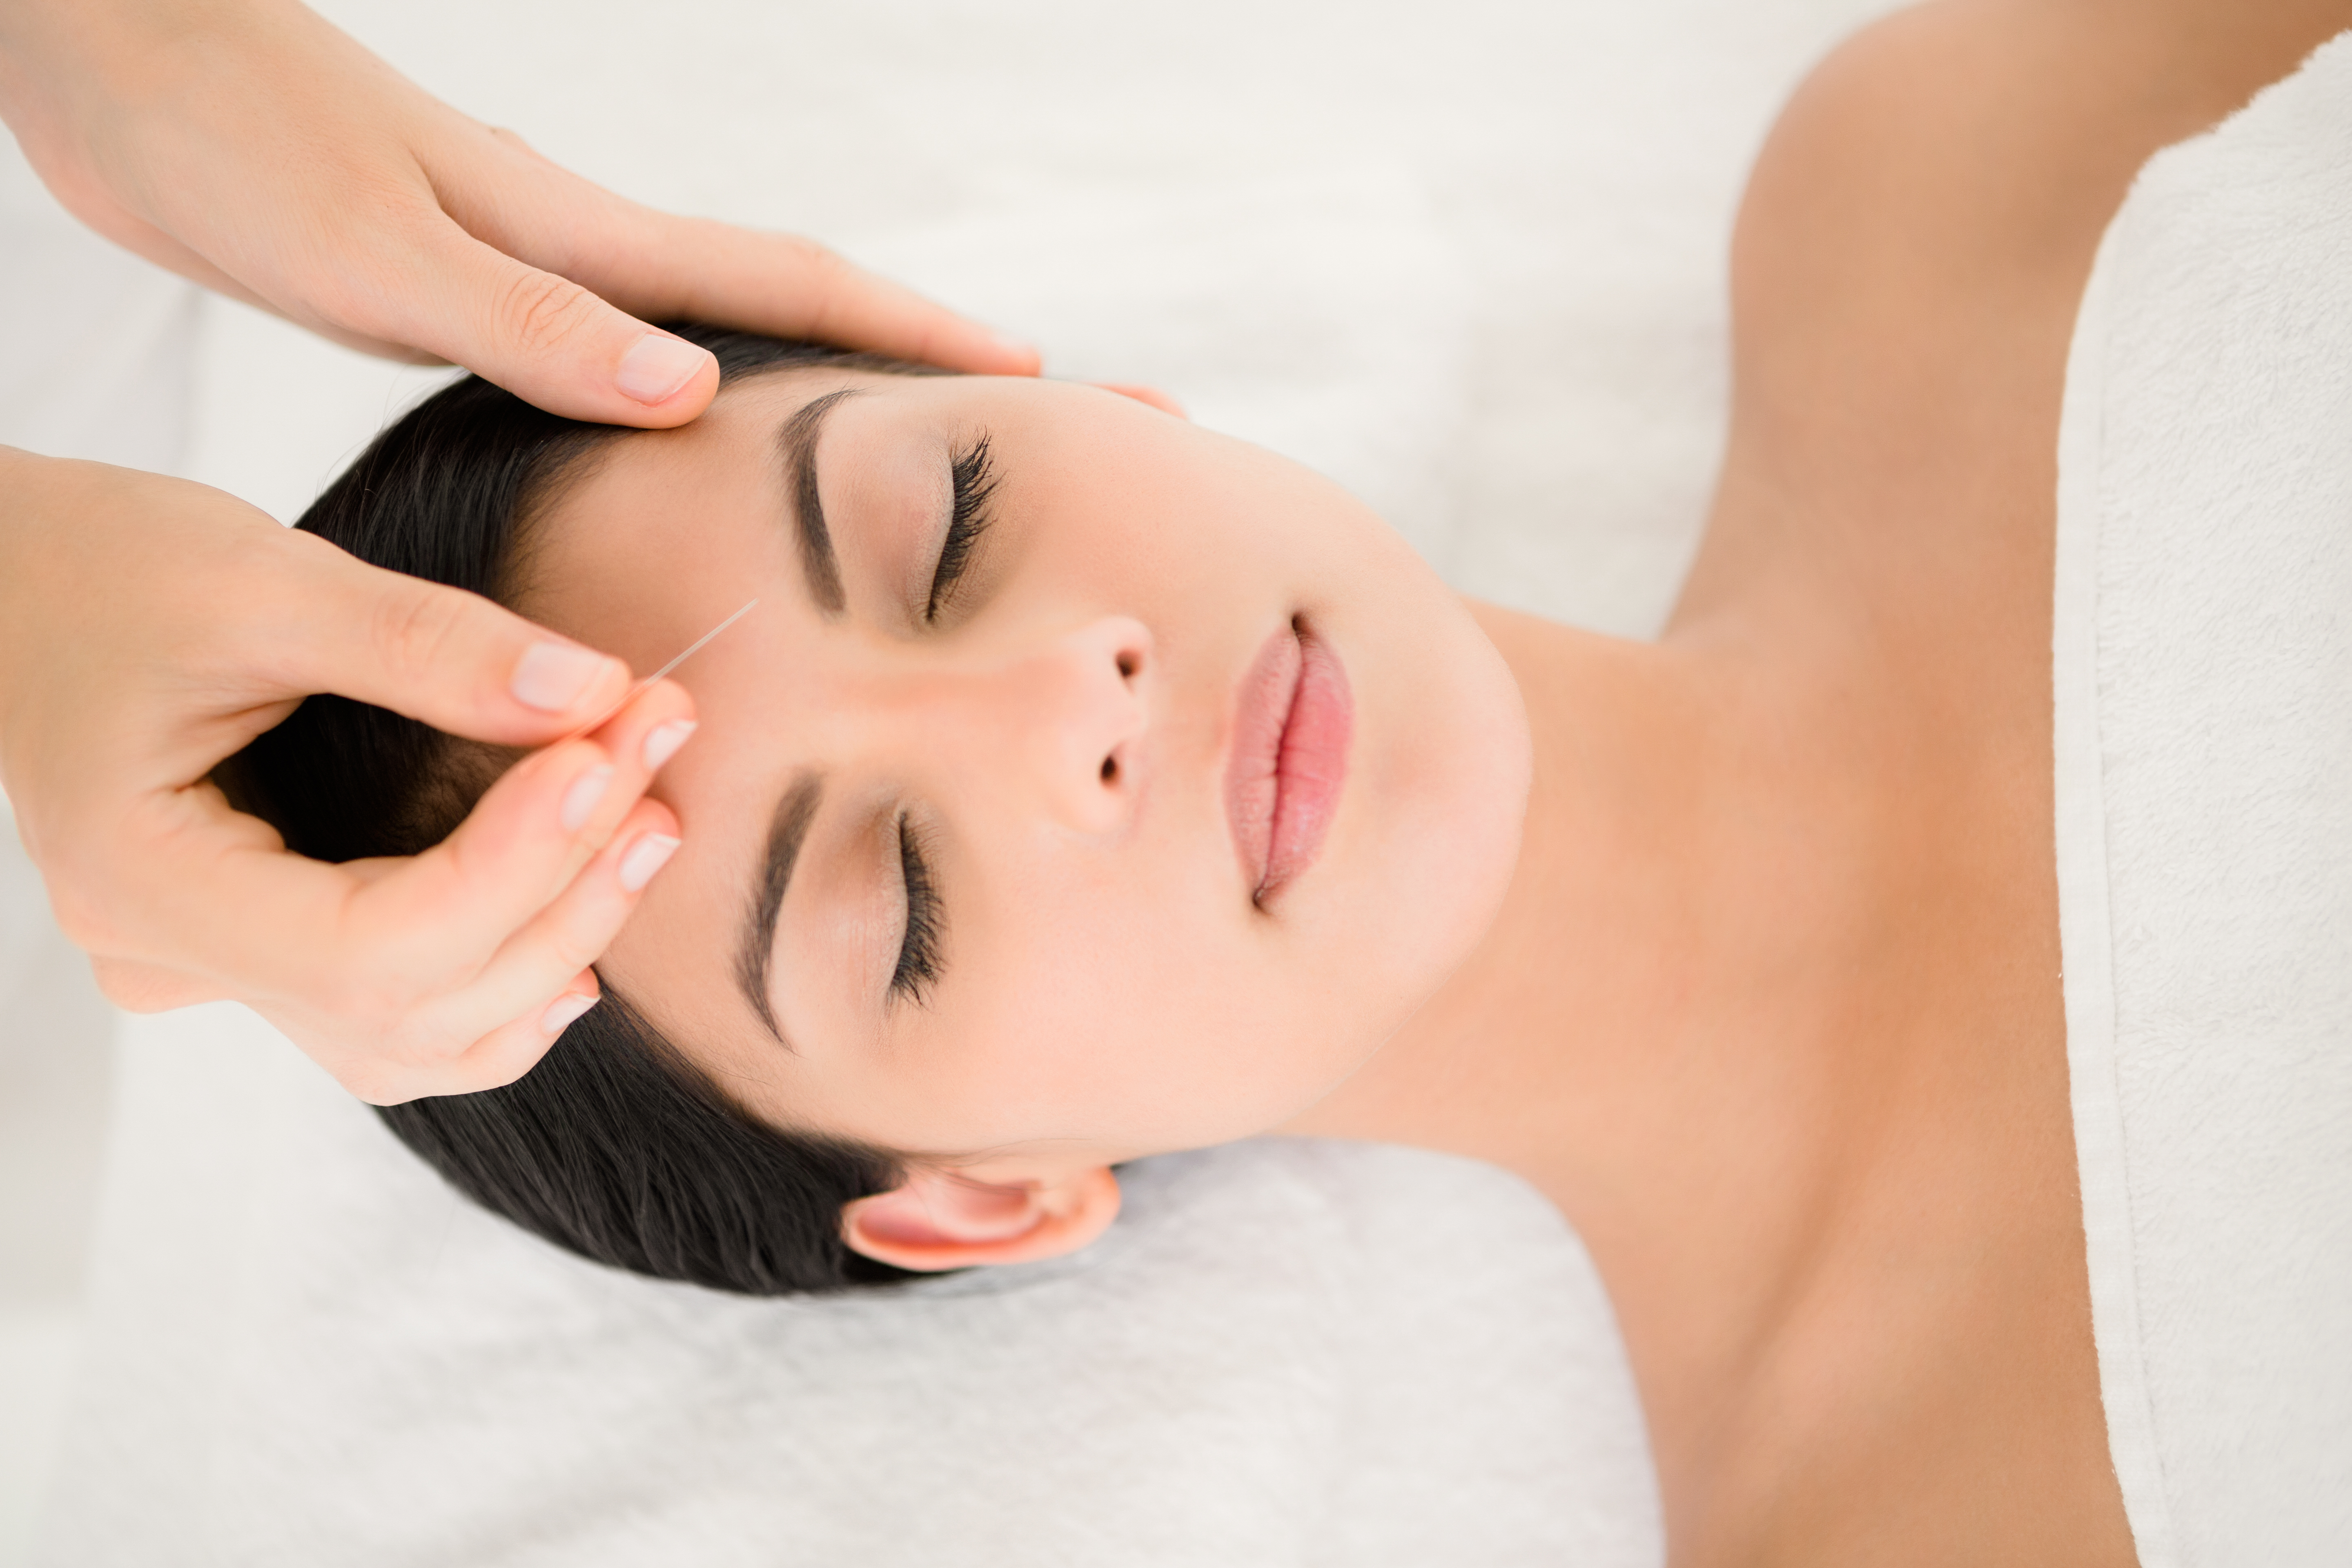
[514,369,911,631]
[595,363,904,474]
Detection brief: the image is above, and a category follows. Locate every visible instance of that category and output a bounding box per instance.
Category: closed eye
[889,814,944,1005]
[924,434,998,624]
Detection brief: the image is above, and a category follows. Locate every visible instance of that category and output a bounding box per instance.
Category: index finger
[126,682,690,1006]
[665,218,1042,376]
[546,195,1039,376]
[258,528,633,748]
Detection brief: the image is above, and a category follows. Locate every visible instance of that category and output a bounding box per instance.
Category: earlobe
[1089,382,1189,420]
[841,1165,1122,1273]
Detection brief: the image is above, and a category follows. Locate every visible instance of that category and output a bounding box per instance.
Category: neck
[1280,600,1877,1490]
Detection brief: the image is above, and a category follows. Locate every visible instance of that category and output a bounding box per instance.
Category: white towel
[2053,33,2352,1567]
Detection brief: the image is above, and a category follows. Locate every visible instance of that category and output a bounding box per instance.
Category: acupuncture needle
[557,597,758,743]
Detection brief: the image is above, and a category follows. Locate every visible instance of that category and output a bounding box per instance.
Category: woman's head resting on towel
[222,327,1530,1294]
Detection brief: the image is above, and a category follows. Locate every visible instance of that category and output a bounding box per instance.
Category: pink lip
[1225,618,1353,904]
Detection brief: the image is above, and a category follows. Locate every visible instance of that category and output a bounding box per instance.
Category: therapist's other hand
[0,0,1037,428]
[0,450,693,1104]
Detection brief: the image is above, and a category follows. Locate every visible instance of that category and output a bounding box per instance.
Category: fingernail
[512,641,615,712]
[617,832,682,893]
[541,992,599,1036]
[989,331,1039,364]
[616,333,710,405]
[560,764,615,831]
[641,719,697,771]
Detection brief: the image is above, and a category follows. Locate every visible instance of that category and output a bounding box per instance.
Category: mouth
[1225,617,1353,906]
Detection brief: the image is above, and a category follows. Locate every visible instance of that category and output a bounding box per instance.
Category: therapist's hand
[0,0,1038,428]
[0,449,693,1104]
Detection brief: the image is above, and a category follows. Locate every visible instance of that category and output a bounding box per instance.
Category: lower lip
[1225,619,1353,904]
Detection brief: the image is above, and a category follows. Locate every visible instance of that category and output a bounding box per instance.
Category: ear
[841,1165,1123,1273]
[1089,382,1189,419]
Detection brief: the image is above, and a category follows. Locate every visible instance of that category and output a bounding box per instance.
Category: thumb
[381,217,722,427]
[270,531,633,744]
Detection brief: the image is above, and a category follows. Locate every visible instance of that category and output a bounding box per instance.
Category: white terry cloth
[18,1,1906,1561]
[2054,33,2352,1568]
[40,1007,1655,1567]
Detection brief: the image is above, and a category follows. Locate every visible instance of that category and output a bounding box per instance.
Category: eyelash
[889,815,944,1005]
[924,434,998,624]
[886,436,991,1004]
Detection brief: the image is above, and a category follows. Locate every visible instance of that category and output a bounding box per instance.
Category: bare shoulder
[1725,0,2352,425]
[1670,0,2352,632]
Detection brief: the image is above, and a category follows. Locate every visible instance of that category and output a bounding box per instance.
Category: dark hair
[219,328,945,1295]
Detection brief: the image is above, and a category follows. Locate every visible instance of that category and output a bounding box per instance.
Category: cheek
[930,833,1394,1153]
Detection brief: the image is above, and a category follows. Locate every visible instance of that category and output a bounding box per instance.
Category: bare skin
[1285,2,2352,1561]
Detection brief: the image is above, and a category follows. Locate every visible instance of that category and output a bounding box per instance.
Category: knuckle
[788,240,853,320]
[495,267,602,358]
[460,1028,547,1092]
[440,809,560,915]
[343,1065,417,1108]
[322,996,467,1103]
[547,927,608,979]
[339,1061,392,1103]
[783,232,842,273]
[369,580,476,692]
[548,893,622,969]
[785,254,918,360]
[434,837,498,911]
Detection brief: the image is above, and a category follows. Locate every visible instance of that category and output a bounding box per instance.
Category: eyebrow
[780,388,860,616]
[736,771,824,1042]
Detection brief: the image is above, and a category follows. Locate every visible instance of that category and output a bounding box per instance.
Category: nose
[942,615,1153,835]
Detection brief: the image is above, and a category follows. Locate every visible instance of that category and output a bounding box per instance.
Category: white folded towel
[2054,32,2352,1567]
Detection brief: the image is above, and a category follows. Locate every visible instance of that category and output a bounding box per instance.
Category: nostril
[1100,755,1119,784]
[1116,651,1139,681]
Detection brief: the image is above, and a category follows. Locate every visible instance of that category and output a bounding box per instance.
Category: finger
[88,955,229,1013]
[123,682,692,1004]
[363,214,722,426]
[437,151,1039,377]
[267,530,633,746]
[395,980,600,1103]
[590,207,1041,377]
[461,802,679,1029]
[342,681,694,978]
[1090,383,1189,418]
[423,801,682,1088]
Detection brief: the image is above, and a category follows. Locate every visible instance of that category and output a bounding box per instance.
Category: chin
[1283,588,1532,1074]
[1381,624,1530,997]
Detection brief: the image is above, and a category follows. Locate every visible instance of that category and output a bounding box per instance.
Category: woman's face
[520,367,1529,1170]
